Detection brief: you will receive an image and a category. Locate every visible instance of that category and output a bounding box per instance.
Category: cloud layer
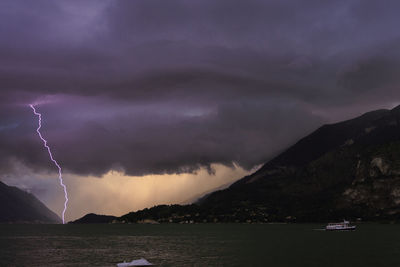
[1,0,400,178]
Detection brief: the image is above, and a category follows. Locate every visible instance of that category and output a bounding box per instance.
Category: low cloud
[1,162,250,221]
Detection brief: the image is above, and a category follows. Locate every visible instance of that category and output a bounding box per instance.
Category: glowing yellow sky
[46,164,251,221]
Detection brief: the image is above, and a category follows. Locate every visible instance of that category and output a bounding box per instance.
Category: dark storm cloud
[1,0,400,176]
[339,57,400,92]
[0,97,323,176]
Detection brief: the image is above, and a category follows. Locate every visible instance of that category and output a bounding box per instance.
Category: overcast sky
[1,0,400,220]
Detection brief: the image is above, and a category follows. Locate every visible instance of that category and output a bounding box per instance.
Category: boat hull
[325,226,356,231]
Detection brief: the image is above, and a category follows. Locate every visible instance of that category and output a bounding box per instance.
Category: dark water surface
[0,223,399,266]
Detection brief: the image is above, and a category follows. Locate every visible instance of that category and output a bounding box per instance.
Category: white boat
[117,258,153,267]
[325,220,356,231]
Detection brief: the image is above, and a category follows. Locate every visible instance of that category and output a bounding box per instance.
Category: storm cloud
[1,0,400,177]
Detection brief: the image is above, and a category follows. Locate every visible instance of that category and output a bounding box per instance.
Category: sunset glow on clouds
[2,162,251,220]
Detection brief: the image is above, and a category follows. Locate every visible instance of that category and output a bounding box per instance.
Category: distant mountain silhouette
[74,105,400,223]
[0,181,61,223]
[69,213,117,224]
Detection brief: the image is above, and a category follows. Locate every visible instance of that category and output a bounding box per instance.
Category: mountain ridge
[0,181,61,223]
[72,105,400,223]
[200,105,400,222]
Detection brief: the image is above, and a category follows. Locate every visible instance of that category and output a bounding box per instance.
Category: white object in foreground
[117,258,153,267]
[325,220,356,231]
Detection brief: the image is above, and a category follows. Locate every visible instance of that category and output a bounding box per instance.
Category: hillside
[0,181,61,223]
[201,105,400,222]
[69,213,117,224]
[73,105,400,223]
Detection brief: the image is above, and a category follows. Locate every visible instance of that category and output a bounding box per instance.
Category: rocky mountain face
[0,181,61,223]
[201,105,400,222]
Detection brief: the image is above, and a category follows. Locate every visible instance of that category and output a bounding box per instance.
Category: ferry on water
[117,258,153,267]
[325,220,356,231]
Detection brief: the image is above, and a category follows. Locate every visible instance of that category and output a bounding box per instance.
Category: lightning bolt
[30,104,69,224]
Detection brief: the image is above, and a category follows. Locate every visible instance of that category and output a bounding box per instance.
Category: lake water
[0,223,399,266]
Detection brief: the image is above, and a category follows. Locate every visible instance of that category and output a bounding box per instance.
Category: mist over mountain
[0,181,61,223]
